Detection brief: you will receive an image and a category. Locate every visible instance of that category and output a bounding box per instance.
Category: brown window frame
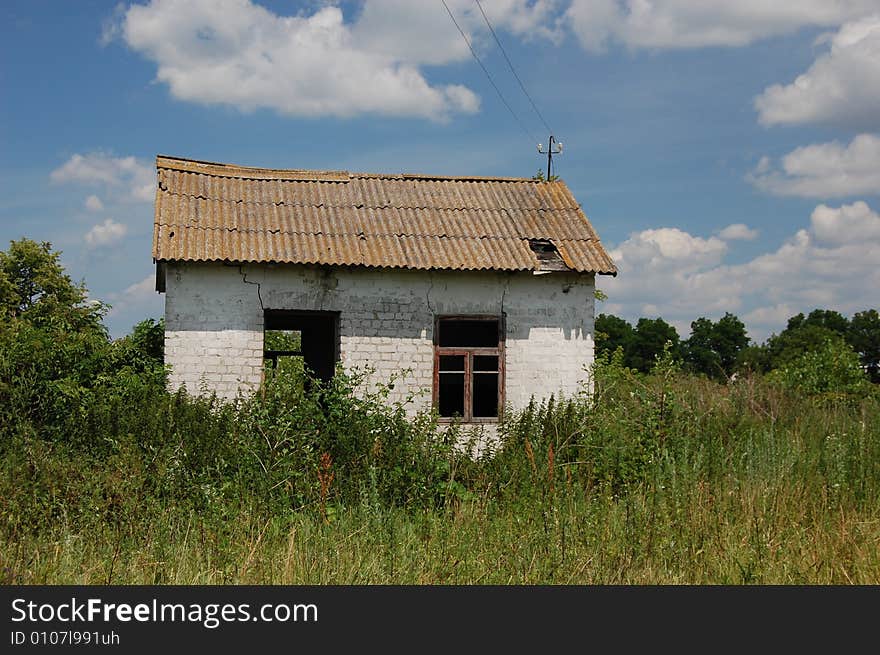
[433,314,505,423]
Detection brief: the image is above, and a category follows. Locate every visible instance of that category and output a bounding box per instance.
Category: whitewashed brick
[163,262,597,409]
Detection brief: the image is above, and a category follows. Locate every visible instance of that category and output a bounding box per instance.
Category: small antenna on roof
[536,135,562,180]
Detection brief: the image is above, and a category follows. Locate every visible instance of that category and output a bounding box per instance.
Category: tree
[801,309,849,336]
[765,322,840,370]
[682,317,720,377]
[628,317,679,373]
[595,313,634,360]
[735,344,771,374]
[682,313,749,379]
[768,335,871,396]
[848,309,880,383]
[0,239,110,432]
[0,238,106,332]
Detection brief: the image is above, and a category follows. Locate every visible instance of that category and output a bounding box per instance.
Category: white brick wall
[164,262,597,414]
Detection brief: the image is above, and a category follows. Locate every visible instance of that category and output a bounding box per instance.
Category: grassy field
[2,362,879,585]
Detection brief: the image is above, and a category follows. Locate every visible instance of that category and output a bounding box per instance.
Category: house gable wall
[163,262,596,411]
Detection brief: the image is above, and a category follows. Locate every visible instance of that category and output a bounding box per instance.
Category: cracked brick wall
[163,262,597,413]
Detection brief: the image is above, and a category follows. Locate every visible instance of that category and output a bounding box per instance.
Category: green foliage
[627,317,680,373]
[598,306,878,384]
[595,313,633,360]
[240,365,456,511]
[0,238,106,331]
[3,340,879,583]
[531,169,560,182]
[767,336,873,398]
[595,314,681,373]
[264,329,301,352]
[0,239,165,439]
[682,312,749,379]
[792,309,849,335]
[849,309,880,383]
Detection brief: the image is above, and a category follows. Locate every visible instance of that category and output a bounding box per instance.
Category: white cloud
[718,223,758,240]
[351,0,563,66]
[85,195,104,212]
[565,1,876,51]
[113,0,528,121]
[84,219,128,248]
[749,133,880,198]
[105,274,161,322]
[755,15,880,128]
[599,201,880,341]
[119,274,154,301]
[742,303,797,329]
[51,152,155,202]
[810,201,880,245]
[608,227,727,273]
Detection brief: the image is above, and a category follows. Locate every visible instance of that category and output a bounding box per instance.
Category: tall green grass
[2,358,878,584]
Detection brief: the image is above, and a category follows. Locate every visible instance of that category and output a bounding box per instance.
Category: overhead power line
[474,0,553,135]
[440,0,537,144]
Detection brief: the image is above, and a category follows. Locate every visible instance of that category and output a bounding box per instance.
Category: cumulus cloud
[352,0,563,66]
[718,223,758,240]
[85,195,104,212]
[749,133,880,198]
[84,219,128,248]
[608,227,727,273]
[564,0,876,51]
[599,201,880,340]
[51,153,155,202]
[811,201,880,245]
[755,15,880,128]
[109,0,558,121]
[105,274,162,323]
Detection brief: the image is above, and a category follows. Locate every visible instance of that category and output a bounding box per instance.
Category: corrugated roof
[152,155,617,275]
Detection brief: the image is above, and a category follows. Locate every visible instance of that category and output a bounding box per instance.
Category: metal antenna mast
[537,136,562,180]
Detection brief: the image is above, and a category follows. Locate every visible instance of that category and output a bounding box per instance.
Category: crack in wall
[238,265,264,310]
[500,273,511,321]
[425,271,436,315]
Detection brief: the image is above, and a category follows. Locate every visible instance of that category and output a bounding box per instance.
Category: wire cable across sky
[473,0,554,136]
[440,0,538,144]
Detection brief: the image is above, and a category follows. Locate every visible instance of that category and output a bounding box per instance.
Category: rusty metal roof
[152,155,616,275]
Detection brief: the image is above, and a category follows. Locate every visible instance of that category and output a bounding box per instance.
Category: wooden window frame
[433,314,505,423]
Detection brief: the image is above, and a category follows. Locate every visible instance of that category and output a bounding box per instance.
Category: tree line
[596,309,880,383]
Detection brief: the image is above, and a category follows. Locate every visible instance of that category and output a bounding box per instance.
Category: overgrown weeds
[1,349,878,584]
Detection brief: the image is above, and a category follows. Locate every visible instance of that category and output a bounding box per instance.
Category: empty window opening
[434,316,503,421]
[264,310,339,384]
[264,329,305,377]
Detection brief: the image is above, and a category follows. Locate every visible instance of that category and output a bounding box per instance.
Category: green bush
[767,336,873,398]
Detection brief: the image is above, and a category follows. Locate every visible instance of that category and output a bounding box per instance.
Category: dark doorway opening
[264,310,339,384]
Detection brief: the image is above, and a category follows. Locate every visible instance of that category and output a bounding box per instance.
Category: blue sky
[2,0,878,340]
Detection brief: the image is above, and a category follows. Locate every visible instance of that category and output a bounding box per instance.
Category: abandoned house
[152,155,616,423]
